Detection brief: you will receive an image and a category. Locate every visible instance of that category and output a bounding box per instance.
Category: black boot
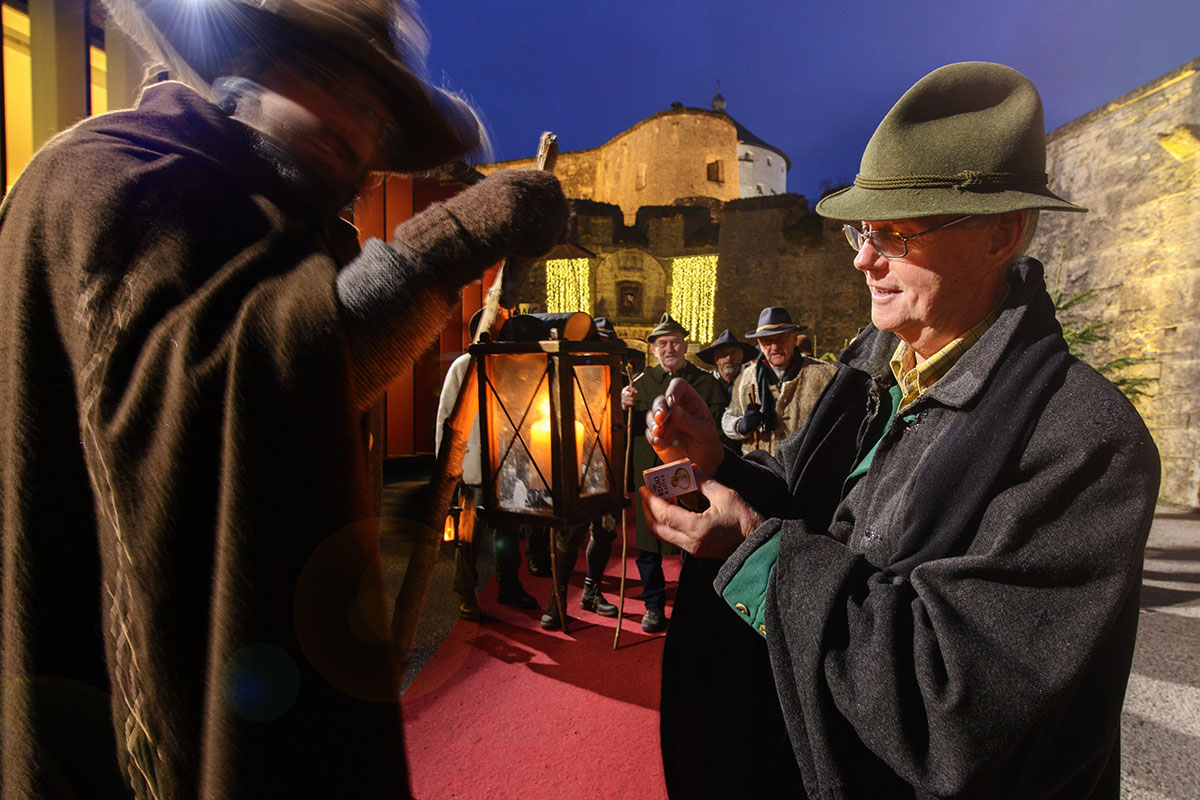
[580,577,618,617]
[497,578,538,609]
[540,591,568,630]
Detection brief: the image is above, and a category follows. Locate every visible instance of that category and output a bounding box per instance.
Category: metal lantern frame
[469,339,628,529]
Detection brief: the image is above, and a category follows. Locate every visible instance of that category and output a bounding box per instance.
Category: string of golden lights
[544,258,591,314]
[669,255,718,345]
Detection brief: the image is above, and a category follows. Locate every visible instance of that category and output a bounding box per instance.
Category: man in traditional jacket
[0,2,568,798]
[620,313,726,632]
[639,62,1160,798]
[721,307,835,457]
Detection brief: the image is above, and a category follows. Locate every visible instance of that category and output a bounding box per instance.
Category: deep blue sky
[418,0,1199,203]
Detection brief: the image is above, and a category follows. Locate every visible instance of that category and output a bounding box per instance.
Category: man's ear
[988,211,1027,263]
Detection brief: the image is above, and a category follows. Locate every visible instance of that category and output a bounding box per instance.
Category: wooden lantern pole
[613,364,637,649]
[392,132,560,668]
[391,361,477,673]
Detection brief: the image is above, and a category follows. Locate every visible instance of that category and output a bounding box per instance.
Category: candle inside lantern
[527,394,585,481]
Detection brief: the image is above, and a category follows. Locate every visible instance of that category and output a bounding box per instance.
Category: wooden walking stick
[613,364,637,648]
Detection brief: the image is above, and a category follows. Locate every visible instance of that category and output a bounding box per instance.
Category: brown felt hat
[102,0,485,173]
[816,62,1084,221]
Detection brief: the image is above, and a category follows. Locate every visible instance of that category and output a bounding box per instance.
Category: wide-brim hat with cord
[815,61,1085,221]
[744,307,800,340]
[645,312,689,344]
[101,0,487,173]
[696,329,757,364]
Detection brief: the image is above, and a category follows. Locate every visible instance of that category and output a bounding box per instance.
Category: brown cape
[1,83,414,798]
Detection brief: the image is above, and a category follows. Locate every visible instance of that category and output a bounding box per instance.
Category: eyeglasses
[843,215,974,259]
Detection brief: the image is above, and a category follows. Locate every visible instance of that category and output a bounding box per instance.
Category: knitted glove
[390,169,568,286]
[735,403,762,436]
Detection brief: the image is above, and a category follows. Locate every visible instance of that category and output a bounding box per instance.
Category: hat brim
[744,325,800,340]
[696,342,758,364]
[815,184,1085,221]
[236,5,484,173]
[107,0,483,173]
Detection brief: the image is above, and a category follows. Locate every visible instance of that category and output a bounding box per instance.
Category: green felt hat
[646,313,689,343]
[816,62,1085,221]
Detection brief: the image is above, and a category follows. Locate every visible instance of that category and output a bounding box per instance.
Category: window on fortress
[756,184,763,195]
[706,159,724,183]
[767,157,772,166]
[618,281,643,318]
[636,164,646,190]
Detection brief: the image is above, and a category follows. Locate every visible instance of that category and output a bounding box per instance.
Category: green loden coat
[630,361,727,552]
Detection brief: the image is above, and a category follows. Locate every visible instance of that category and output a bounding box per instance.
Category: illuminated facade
[2,0,142,193]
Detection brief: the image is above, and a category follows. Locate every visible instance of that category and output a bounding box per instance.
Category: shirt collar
[889,303,1003,412]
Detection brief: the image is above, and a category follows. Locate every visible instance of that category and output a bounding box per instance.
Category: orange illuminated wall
[3,3,32,193]
[353,175,500,458]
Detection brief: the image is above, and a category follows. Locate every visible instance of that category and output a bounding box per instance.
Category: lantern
[469,336,627,529]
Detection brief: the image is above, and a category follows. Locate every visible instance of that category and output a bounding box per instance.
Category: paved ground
[379,459,1200,797]
[1121,507,1200,800]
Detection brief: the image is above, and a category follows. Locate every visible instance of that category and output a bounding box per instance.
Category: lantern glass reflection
[483,352,554,514]
[573,363,612,497]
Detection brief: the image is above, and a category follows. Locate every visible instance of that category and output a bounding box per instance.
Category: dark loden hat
[592,316,628,349]
[646,312,689,343]
[745,307,801,340]
[815,61,1085,221]
[102,0,485,173]
[696,329,757,364]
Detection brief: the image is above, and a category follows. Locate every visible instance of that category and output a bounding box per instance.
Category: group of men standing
[0,0,1163,796]
[622,305,835,632]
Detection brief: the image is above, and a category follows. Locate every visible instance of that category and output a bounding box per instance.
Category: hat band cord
[854,170,1048,191]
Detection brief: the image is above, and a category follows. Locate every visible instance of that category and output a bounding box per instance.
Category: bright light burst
[670,255,718,345]
[545,258,592,314]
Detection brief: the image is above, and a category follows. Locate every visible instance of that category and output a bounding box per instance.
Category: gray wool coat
[660,258,1160,799]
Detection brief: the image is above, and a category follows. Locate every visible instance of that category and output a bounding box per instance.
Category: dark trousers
[548,521,617,592]
[635,549,666,610]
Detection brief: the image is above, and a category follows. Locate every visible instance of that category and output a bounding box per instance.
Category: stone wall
[1032,58,1200,508]
[715,195,869,357]
[508,194,872,365]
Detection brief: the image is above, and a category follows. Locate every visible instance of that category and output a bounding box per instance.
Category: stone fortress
[474,57,1200,509]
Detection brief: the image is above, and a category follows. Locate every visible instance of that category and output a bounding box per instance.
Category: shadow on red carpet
[402,545,678,800]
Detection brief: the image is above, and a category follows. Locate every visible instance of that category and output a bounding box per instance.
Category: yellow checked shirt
[889,306,1002,411]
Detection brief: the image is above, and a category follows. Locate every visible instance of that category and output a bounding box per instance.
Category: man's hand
[645,378,724,475]
[621,384,637,411]
[639,467,764,559]
[736,402,762,436]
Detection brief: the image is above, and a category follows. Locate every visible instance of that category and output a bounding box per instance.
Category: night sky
[418,0,1200,203]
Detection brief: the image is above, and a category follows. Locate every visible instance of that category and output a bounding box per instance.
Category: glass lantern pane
[573,364,612,497]
[484,353,554,515]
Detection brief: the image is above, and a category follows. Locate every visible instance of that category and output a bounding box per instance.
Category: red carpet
[402,528,677,800]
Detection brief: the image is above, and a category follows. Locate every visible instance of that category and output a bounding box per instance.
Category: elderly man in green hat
[0,1,568,797]
[620,313,726,632]
[638,62,1159,798]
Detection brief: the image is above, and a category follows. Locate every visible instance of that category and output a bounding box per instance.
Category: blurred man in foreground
[642,62,1159,798]
[0,1,567,797]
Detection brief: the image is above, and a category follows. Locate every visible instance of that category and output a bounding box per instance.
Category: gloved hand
[390,169,568,285]
[735,403,762,436]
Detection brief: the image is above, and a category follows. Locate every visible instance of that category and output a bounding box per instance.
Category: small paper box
[643,458,698,500]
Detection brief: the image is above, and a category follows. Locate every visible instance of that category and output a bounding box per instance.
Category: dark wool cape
[661,259,1161,799]
[0,84,449,798]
